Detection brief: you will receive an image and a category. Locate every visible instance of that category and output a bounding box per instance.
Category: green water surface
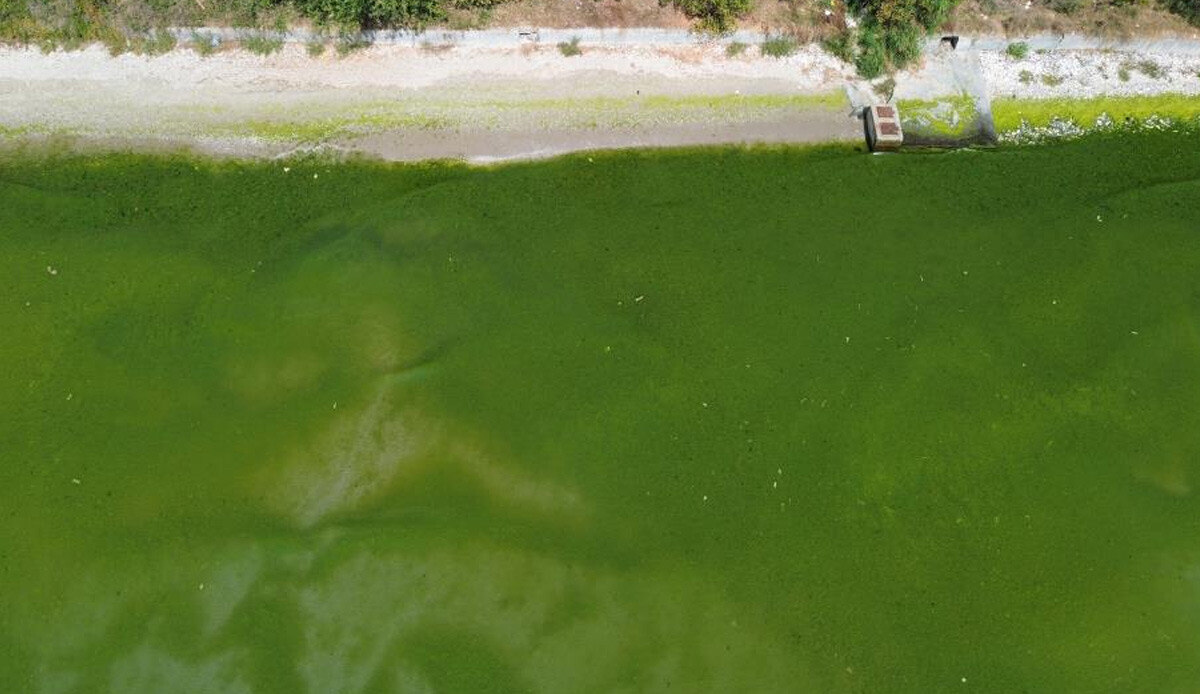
[2,135,1200,692]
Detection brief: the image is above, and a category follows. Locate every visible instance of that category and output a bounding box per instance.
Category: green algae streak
[2,135,1200,692]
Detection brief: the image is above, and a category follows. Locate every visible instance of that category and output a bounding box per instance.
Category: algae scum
[2,135,1200,692]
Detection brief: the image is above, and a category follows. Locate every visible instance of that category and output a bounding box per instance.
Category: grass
[306,39,326,57]
[1006,41,1029,59]
[190,31,218,57]
[2,133,1200,691]
[725,40,748,57]
[1041,73,1065,87]
[241,33,284,56]
[556,36,582,57]
[760,34,798,58]
[1019,69,1034,84]
[992,93,1200,131]
[896,94,980,138]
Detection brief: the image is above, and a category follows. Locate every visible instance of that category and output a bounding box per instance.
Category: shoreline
[2,34,1200,162]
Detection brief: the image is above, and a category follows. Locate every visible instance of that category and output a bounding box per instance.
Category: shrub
[1018,69,1033,84]
[306,39,327,56]
[821,30,855,63]
[557,36,581,56]
[191,30,219,56]
[667,0,752,34]
[1049,0,1082,14]
[855,26,886,79]
[1135,59,1163,78]
[242,33,284,55]
[1118,65,1131,81]
[296,0,444,28]
[883,20,921,66]
[761,34,798,58]
[336,31,371,55]
[1006,41,1029,59]
[725,40,747,57]
[1164,0,1200,25]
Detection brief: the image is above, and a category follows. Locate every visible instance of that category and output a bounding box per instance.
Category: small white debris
[702,402,709,408]
[66,393,72,401]
[961,677,967,683]
[1096,215,1103,222]
[703,495,708,501]
[1052,299,1057,305]
[332,402,337,410]
[844,336,850,343]
[962,270,969,276]
[283,167,290,173]
[604,345,612,352]
[199,583,205,591]
[71,478,80,485]
[313,173,319,179]
[772,481,778,489]
[46,266,58,276]
[634,295,644,303]
[1130,330,1139,336]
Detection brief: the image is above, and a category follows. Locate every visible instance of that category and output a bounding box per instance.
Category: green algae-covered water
[2,135,1200,692]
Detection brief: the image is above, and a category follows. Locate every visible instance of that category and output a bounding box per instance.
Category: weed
[1019,70,1034,85]
[1135,59,1164,79]
[1041,73,1064,87]
[761,34,798,59]
[1006,42,1029,59]
[306,39,326,56]
[725,41,747,57]
[242,34,284,56]
[336,32,372,56]
[874,77,896,101]
[1118,65,1131,81]
[191,31,218,57]
[821,30,855,63]
[557,36,582,57]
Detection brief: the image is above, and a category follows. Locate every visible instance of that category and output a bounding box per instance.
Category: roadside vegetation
[992,92,1200,131]
[0,0,1198,61]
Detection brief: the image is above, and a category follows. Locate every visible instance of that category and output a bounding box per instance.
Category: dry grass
[947,0,1198,39]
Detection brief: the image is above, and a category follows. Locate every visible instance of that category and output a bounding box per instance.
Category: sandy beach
[2,31,1199,160]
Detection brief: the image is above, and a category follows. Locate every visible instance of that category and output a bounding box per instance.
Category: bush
[1165,0,1200,24]
[725,40,747,57]
[306,38,326,56]
[242,33,284,55]
[1049,0,1082,14]
[667,0,752,34]
[557,36,581,56]
[296,0,444,28]
[336,30,371,55]
[822,29,855,63]
[1135,59,1163,78]
[761,34,797,58]
[855,26,886,79]
[1006,41,1029,59]
[191,31,219,56]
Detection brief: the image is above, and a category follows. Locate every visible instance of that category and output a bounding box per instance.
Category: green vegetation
[1132,59,1165,79]
[821,30,855,63]
[760,34,798,58]
[724,40,747,57]
[3,132,1200,691]
[897,93,979,137]
[556,35,581,57]
[1019,69,1034,84]
[668,0,751,34]
[1006,41,1029,59]
[1041,73,1065,86]
[190,30,218,56]
[306,37,326,55]
[1118,65,1132,81]
[335,30,371,55]
[991,93,1200,131]
[242,33,284,55]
